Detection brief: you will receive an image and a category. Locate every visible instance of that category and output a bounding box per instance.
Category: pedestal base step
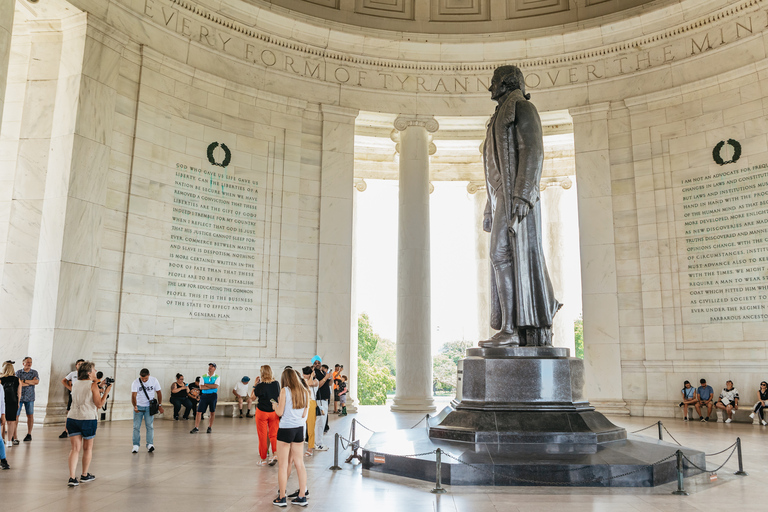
[362,429,705,487]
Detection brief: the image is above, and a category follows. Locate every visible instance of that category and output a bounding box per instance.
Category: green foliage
[357,313,396,405]
[433,340,472,393]
[574,317,584,359]
[357,358,396,405]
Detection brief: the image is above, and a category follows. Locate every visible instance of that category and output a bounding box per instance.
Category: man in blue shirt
[190,363,220,434]
[695,378,715,421]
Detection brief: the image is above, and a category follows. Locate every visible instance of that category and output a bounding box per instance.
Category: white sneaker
[762,420,767,426]
[725,418,732,423]
[315,445,329,451]
[147,444,155,453]
[131,445,139,453]
[749,412,755,419]
[5,441,11,448]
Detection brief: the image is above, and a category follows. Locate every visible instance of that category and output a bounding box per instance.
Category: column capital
[394,115,439,133]
[539,176,573,191]
[467,181,486,194]
[354,178,367,192]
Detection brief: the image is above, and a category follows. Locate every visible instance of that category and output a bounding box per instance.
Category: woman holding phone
[252,365,280,466]
[273,368,309,507]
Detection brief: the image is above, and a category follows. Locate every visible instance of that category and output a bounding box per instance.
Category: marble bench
[160,401,244,420]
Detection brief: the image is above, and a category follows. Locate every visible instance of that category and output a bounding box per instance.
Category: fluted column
[0,0,15,129]
[468,181,491,341]
[391,115,438,412]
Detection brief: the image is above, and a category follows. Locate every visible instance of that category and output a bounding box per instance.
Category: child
[338,376,348,416]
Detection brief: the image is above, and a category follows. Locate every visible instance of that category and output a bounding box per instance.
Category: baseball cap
[311,355,321,364]
[242,376,250,382]
[209,362,217,368]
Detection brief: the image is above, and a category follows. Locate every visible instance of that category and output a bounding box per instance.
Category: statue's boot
[478,329,520,347]
[479,263,519,347]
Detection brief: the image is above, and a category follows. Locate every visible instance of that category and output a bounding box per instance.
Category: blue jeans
[0,435,5,459]
[133,406,154,446]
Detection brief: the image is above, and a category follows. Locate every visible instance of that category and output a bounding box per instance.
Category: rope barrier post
[734,437,748,476]
[351,419,356,441]
[671,450,689,496]
[657,421,663,441]
[425,413,430,430]
[430,448,447,494]
[329,433,342,471]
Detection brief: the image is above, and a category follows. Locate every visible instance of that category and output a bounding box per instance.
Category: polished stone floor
[1,405,767,511]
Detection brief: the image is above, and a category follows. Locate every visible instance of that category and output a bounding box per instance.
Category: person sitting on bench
[695,379,715,421]
[749,381,768,426]
[678,380,697,421]
[715,380,739,423]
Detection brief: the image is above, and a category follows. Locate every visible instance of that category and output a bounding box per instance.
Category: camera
[104,377,115,385]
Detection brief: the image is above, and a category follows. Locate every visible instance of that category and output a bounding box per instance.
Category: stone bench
[684,405,716,421]
[160,401,244,420]
[714,407,758,424]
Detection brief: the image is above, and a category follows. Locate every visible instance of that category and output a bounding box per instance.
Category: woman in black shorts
[1,361,21,447]
[272,369,309,507]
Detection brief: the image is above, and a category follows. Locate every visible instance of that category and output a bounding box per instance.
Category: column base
[390,396,436,412]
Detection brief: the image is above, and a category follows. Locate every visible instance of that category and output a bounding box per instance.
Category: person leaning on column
[16,357,39,442]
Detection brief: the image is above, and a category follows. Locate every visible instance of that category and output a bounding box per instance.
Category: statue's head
[490,65,530,101]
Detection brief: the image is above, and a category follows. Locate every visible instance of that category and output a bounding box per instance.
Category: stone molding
[354,178,367,191]
[539,176,573,191]
[466,181,486,194]
[393,115,439,133]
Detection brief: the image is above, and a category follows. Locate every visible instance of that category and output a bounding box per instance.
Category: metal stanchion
[431,448,447,494]
[425,413,430,430]
[672,450,689,495]
[329,433,342,470]
[657,421,663,441]
[351,419,356,442]
[734,437,748,476]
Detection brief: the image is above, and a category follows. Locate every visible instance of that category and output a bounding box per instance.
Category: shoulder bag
[140,380,160,415]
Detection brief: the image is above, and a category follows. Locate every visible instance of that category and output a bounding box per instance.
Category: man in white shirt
[59,359,84,439]
[130,368,164,453]
[233,376,253,418]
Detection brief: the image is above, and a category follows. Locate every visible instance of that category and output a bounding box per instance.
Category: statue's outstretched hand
[483,214,492,233]
[511,197,530,219]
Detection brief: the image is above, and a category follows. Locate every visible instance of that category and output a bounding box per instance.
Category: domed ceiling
[245,0,661,34]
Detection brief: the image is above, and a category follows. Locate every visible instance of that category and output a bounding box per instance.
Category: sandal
[258,459,268,466]
[304,451,313,457]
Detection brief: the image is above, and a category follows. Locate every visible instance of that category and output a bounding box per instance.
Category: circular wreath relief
[712,139,741,166]
[207,142,232,168]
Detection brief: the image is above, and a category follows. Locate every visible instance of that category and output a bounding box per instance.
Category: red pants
[255,409,278,460]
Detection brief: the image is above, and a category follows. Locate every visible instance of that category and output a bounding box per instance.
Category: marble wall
[3,0,768,420]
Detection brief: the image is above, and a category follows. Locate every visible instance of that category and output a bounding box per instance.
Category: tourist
[253,365,280,465]
[332,364,341,413]
[66,361,113,486]
[338,375,348,416]
[1,361,21,447]
[188,376,201,415]
[312,359,331,449]
[60,359,84,438]
[716,380,739,423]
[695,378,715,421]
[0,389,9,469]
[16,357,39,442]
[170,374,195,420]
[191,363,219,434]
[273,368,309,507]
[233,376,254,418]
[678,380,697,421]
[301,366,318,457]
[749,381,768,426]
[131,368,164,453]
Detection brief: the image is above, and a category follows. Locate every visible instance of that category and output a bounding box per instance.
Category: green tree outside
[432,339,472,394]
[357,313,396,405]
[574,317,584,359]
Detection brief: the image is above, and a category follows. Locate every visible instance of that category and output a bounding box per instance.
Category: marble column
[569,104,628,415]
[540,178,578,354]
[468,181,491,341]
[0,0,15,129]
[391,115,438,412]
[317,104,359,412]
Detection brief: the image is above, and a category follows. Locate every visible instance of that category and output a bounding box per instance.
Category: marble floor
[1,405,766,512]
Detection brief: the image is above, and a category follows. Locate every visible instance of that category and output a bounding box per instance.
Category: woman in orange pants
[251,365,280,465]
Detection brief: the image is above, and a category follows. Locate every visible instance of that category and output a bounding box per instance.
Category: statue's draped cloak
[484,90,561,330]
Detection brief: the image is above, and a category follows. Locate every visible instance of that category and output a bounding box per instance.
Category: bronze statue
[480,65,561,348]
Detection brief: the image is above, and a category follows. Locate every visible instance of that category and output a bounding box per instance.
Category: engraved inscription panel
[675,163,768,324]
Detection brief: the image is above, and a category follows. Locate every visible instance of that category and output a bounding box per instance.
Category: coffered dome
[244,0,662,34]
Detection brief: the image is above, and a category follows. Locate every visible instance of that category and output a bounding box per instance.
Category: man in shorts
[233,376,253,418]
[191,363,219,434]
[59,359,84,438]
[338,375,348,416]
[695,378,715,421]
[16,357,39,442]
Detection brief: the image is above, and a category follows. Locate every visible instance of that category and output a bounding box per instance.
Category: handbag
[140,380,160,416]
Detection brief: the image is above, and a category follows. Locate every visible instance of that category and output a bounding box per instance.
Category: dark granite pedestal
[362,346,705,486]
